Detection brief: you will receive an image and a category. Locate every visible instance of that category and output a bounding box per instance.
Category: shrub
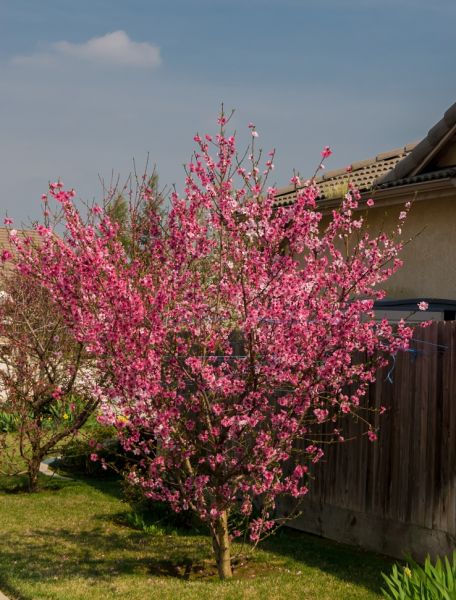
[382,553,456,599]
[122,479,197,532]
[56,425,123,477]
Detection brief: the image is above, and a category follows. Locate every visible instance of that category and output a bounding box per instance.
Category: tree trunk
[27,457,41,493]
[211,510,232,579]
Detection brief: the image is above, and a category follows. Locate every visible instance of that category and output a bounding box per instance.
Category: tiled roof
[0,228,42,249]
[0,228,44,272]
[377,101,456,185]
[274,144,416,207]
[275,100,456,207]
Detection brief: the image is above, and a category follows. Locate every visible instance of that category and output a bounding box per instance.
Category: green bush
[122,479,198,532]
[56,425,123,477]
[382,553,456,599]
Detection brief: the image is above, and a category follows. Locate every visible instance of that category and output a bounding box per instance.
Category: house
[275,101,456,322]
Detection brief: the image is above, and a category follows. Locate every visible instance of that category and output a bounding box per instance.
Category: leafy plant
[0,411,19,433]
[382,553,456,599]
[122,511,178,536]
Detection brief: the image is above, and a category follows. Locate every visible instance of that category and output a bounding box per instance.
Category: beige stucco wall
[298,190,456,300]
[365,194,456,299]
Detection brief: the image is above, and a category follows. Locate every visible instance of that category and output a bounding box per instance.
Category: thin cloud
[12,31,161,69]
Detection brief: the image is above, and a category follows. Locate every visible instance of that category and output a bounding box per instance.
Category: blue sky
[0,0,455,222]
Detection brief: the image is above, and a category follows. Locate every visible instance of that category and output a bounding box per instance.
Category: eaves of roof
[377,167,456,190]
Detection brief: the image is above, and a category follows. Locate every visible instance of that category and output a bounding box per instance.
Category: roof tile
[274,145,415,206]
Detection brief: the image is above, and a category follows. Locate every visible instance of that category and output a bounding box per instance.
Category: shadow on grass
[50,462,123,495]
[0,524,392,595]
[259,527,394,594]
[65,473,124,500]
[0,578,29,600]
[0,473,70,494]
[0,470,392,595]
[0,526,215,590]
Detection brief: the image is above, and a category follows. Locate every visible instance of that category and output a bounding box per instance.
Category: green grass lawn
[0,471,393,600]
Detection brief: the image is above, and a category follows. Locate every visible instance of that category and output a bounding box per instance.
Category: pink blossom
[366,199,375,207]
[3,218,13,225]
[314,408,329,423]
[321,146,332,159]
[1,250,12,262]
[51,387,63,400]
[367,430,377,442]
[417,301,429,311]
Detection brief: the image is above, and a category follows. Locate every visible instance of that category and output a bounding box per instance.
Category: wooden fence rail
[280,320,456,560]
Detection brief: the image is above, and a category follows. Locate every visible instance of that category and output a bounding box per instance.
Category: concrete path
[0,590,9,599]
[39,457,72,480]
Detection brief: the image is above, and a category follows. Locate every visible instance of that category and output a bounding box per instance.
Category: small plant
[123,511,175,536]
[382,553,456,599]
[0,411,19,433]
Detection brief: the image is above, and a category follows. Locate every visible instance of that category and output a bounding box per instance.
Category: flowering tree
[0,263,100,492]
[11,114,411,577]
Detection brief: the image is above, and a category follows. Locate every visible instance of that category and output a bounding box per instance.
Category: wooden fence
[280,320,456,560]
